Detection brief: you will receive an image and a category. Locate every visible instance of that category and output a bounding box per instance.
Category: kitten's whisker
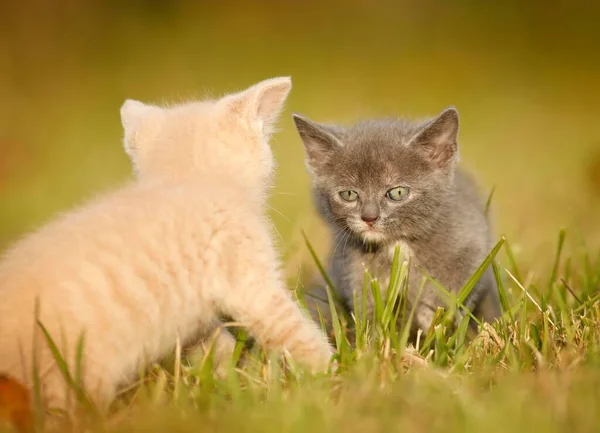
[270,192,297,196]
[335,231,351,275]
[331,230,344,247]
[272,226,284,244]
[264,205,285,243]
[267,205,291,224]
[330,229,349,259]
[341,230,352,272]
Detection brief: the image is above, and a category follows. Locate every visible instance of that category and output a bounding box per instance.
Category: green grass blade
[294,283,309,310]
[316,304,328,335]
[484,185,496,218]
[414,266,481,328]
[302,230,349,321]
[352,290,365,350]
[32,297,45,431]
[386,243,402,295]
[370,276,384,327]
[457,237,506,306]
[382,260,407,330]
[493,260,513,322]
[548,228,566,293]
[232,327,248,367]
[37,320,98,416]
[503,238,523,284]
[74,331,86,400]
[325,284,346,360]
[361,270,369,332]
[398,269,421,353]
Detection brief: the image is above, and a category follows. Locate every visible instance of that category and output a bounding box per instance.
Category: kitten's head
[293,108,460,245]
[120,77,292,191]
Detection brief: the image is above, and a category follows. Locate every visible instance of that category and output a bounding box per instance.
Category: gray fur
[293,108,501,338]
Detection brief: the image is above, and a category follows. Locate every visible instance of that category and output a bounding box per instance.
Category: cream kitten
[0,77,334,413]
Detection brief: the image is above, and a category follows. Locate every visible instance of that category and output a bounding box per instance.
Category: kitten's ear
[120,99,158,157]
[292,114,344,173]
[407,107,459,169]
[120,99,152,131]
[228,76,292,138]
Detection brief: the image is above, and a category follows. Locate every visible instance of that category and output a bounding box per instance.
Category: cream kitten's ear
[407,107,459,169]
[120,99,151,130]
[228,77,292,137]
[121,99,158,131]
[120,99,157,157]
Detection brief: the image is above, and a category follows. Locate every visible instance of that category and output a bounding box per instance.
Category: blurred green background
[1,0,599,274]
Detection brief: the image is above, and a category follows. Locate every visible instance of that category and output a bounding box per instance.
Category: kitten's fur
[293,108,501,339]
[0,77,333,412]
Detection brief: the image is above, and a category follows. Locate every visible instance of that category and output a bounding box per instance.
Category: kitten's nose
[361,214,379,227]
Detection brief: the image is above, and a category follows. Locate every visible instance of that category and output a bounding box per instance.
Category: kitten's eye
[339,190,359,202]
[386,186,409,201]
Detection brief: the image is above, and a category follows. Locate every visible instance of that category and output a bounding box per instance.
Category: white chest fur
[388,241,412,262]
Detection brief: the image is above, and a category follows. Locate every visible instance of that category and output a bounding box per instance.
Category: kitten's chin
[359,230,386,245]
[346,219,386,245]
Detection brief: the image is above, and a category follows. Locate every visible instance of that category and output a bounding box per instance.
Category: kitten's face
[294,110,459,245]
[119,77,292,190]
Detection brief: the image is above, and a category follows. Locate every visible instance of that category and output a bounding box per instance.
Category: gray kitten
[293,107,501,339]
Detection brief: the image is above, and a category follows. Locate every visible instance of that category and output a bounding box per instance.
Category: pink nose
[361,215,378,227]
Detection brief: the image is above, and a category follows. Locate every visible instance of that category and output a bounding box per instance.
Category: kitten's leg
[471,284,501,325]
[467,270,501,332]
[210,326,239,372]
[414,303,437,335]
[306,285,361,347]
[186,321,238,377]
[215,280,335,373]
[303,285,335,342]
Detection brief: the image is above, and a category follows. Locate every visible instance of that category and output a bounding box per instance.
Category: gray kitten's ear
[407,107,459,169]
[292,114,344,172]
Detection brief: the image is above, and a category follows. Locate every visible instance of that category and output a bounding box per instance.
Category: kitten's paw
[329,358,340,375]
[313,344,337,374]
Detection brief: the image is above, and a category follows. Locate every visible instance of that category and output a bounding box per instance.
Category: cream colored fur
[0,77,334,413]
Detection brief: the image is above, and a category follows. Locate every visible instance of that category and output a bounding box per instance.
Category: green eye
[386,186,409,201]
[339,190,359,202]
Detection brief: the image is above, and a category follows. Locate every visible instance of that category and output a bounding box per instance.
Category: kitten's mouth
[358,227,386,244]
[346,219,386,245]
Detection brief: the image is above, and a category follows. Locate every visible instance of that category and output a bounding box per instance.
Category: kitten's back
[0,77,334,412]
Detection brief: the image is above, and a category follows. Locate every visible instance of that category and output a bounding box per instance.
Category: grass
[1,3,600,431]
[4,229,599,433]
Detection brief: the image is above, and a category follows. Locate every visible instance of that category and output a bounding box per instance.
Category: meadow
[1,1,600,432]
